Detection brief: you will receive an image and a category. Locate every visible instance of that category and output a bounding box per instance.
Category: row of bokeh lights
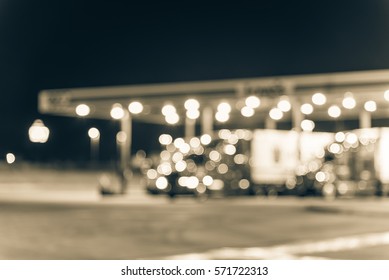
[74,90,389,128]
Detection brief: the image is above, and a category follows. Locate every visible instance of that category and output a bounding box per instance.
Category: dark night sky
[1,1,389,162]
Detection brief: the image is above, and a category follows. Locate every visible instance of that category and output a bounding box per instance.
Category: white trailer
[250,129,334,188]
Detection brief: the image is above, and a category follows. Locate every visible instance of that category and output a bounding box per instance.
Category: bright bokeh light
[156,177,168,190]
[174,138,185,149]
[110,104,125,119]
[175,161,187,172]
[128,101,143,114]
[165,113,180,124]
[234,154,247,164]
[200,134,212,145]
[160,150,170,161]
[215,111,229,122]
[239,179,250,189]
[328,105,341,118]
[116,131,127,143]
[202,175,213,186]
[184,99,200,111]
[217,102,231,113]
[88,127,100,139]
[300,103,314,115]
[224,144,236,155]
[159,134,173,145]
[345,133,358,145]
[312,92,327,105]
[335,132,346,142]
[161,104,176,116]
[301,119,315,132]
[146,169,158,180]
[241,106,255,117]
[277,96,291,112]
[315,171,326,182]
[187,176,199,189]
[217,163,228,174]
[364,100,377,112]
[245,96,260,108]
[385,90,389,101]
[342,93,356,109]
[186,110,200,119]
[218,129,231,139]
[269,108,283,120]
[28,119,50,143]
[209,150,221,162]
[329,143,342,154]
[75,104,90,117]
[227,134,239,145]
[179,143,191,154]
[189,137,201,148]
[6,153,15,164]
[172,152,183,163]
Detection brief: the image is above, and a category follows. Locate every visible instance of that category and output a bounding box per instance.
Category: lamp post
[88,127,100,165]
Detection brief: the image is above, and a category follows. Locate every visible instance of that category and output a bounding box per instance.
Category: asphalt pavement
[1,166,389,259]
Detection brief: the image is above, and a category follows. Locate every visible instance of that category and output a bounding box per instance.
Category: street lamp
[28,119,50,143]
[88,127,100,164]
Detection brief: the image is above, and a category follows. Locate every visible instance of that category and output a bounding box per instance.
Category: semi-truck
[295,128,389,198]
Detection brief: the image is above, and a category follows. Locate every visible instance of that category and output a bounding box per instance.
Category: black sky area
[1,1,389,162]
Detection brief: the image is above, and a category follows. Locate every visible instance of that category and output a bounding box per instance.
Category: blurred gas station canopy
[38,69,389,128]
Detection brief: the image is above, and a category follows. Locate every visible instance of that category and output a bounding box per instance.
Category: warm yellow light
[6,153,15,164]
[186,176,199,189]
[156,177,168,189]
[277,96,291,112]
[300,103,314,115]
[184,99,200,111]
[224,144,236,155]
[364,100,376,112]
[88,127,100,139]
[146,169,158,180]
[162,104,176,116]
[301,119,315,132]
[342,92,356,109]
[175,161,187,172]
[335,132,346,142]
[269,108,283,120]
[128,101,143,114]
[186,110,200,119]
[345,132,358,145]
[75,104,90,117]
[241,106,255,117]
[110,103,125,119]
[189,137,201,148]
[165,113,180,124]
[215,111,229,122]
[28,119,50,143]
[385,90,389,101]
[217,102,231,113]
[329,143,342,154]
[202,175,213,186]
[312,92,326,105]
[116,131,127,143]
[158,134,173,145]
[200,134,212,145]
[245,96,260,108]
[328,105,341,118]
[173,138,185,149]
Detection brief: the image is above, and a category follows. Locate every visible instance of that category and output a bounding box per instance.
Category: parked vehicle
[295,128,389,198]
